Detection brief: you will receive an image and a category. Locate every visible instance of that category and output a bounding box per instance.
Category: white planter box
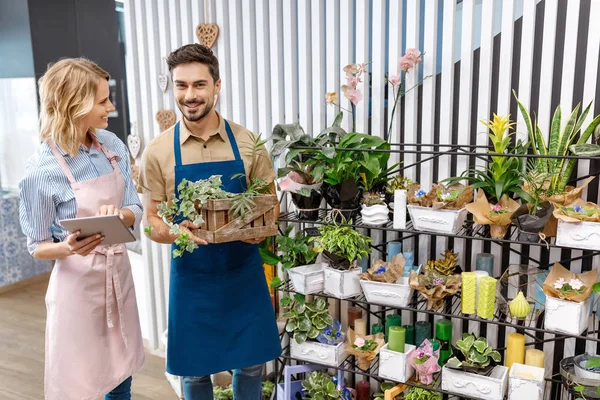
[290,340,347,367]
[507,363,545,400]
[323,266,362,299]
[441,365,508,400]
[361,204,389,226]
[407,205,467,234]
[288,263,326,294]
[360,276,414,308]
[544,295,591,335]
[556,220,600,251]
[378,343,416,383]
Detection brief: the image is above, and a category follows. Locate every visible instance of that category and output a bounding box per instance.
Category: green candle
[372,323,385,335]
[385,314,402,341]
[388,326,406,353]
[415,321,432,347]
[403,325,415,345]
[436,319,452,366]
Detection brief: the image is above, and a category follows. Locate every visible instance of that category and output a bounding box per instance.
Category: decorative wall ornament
[158,57,169,93]
[196,23,219,48]
[127,122,142,159]
[155,110,177,132]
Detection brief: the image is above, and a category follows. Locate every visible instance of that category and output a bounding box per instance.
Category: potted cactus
[409,250,462,310]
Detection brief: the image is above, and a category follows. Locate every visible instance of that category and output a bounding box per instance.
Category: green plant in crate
[280,294,333,344]
[446,333,501,370]
[514,91,600,193]
[445,114,530,203]
[315,223,371,267]
[404,387,443,400]
[301,370,342,399]
[373,382,400,400]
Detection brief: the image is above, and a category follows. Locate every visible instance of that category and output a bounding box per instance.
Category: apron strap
[173,120,243,166]
[50,143,77,184]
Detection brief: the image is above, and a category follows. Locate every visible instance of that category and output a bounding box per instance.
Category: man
[139,44,281,399]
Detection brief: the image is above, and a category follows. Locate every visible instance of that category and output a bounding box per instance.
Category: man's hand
[179,220,208,245]
[64,231,104,256]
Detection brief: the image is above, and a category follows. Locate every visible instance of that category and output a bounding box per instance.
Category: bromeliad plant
[446,333,502,372]
[280,294,334,345]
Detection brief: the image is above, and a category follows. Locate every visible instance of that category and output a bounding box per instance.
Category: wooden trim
[0,272,51,295]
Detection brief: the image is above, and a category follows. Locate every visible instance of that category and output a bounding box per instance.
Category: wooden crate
[191,194,278,243]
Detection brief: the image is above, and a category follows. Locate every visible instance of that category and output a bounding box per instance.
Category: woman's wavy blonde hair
[38,58,110,156]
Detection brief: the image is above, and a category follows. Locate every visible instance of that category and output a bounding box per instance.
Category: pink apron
[45,141,145,400]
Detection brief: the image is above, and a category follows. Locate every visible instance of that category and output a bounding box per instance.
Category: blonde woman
[18,58,145,400]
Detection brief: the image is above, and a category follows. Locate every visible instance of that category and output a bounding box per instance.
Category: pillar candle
[356,381,370,400]
[393,190,407,230]
[385,314,402,341]
[388,326,406,353]
[473,270,490,304]
[436,319,453,366]
[348,307,362,329]
[357,255,370,272]
[475,253,495,277]
[403,325,415,345]
[506,333,525,369]
[386,241,402,263]
[403,251,414,276]
[415,321,432,347]
[525,349,545,368]
[461,272,477,314]
[372,323,385,335]
[355,319,367,336]
[477,276,497,319]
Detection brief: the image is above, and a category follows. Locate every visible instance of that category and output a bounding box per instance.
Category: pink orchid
[343,64,359,76]
[388,74,401,86]
[358,63,368,74]
[405,48,422,64]
[399,56,415,72]
[346,76,360,88]
[344,88,363,105]
[491,204,503,213]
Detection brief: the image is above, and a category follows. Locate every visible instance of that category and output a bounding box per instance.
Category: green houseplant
[315,223,371,269]
[301,371,341,399]
[280,294,333,345]
[404,387,443,400]
[446,333,502,373]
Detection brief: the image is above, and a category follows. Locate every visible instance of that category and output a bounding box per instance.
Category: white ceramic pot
[407,205,468,234]
[544,296,591,335]
[360,204,389,226]
[378,343,416,383]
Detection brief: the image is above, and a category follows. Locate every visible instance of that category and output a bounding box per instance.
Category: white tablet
[60,215,136,246]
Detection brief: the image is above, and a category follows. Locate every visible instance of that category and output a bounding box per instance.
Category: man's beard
[177,97,214,122]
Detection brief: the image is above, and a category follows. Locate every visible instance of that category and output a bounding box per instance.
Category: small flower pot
[288,263,326,294]
[441,365,509,400]
[407,205,468,234]
[323,179,363,220]
[323,265,362,299]
[359,276,414,308]
[544,295,591,335]
[507,363,545,400]
[490,224,509,239]
[291,190,323,221]
[378,343,416,383]
[360,204,389,226]
[290,340,347,367]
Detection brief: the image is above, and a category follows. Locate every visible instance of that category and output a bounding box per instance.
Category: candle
[393,189,407,229]
[355,319,367,336]
[348,307,362,329]
[525,348,545,368]
[436,319,452,366]
[415,321,432,347]
[357,255,370,272]
[371,323,385,335]
[403,251,414,276]
[475,253,495,277]
[356,381,370,400]
[461,272,477,314]
[403,325,415,345]
[386,241,402,263]
[506,333,525,369]
[385,314,402,341]
[477,276,497,319]
[473,270,490,307]
[388,326,406,353]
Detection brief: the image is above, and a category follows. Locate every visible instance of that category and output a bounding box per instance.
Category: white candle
[473,270,490,305]
[393,189,407,229]
[355,319,367,336]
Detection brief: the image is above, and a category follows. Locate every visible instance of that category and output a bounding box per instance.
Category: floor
[0,277,177,400]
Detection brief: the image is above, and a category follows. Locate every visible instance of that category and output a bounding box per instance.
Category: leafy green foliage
[143,225,153,238]
[259,226,318,272]
[386,175,414,194]
[301,371,342,399]
[521,159,555,215]
[404,387,443,400]
[447,333,501,370]
[280,296,333,344]
[373,383,400,400]
[315,223,371,263]
[228,175,271,220]
[261,381,275,400]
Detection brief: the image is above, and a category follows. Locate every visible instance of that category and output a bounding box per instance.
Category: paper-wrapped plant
[407,339,441,384]
[410,250,462,310]
[346,329,385,370]
[358,254,405,283]
[543,263,597,303]
[408,183,473,210]
[554,199,600,222]
[466,189,521,238]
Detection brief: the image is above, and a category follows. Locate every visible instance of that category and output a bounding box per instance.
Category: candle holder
[495,264,545,324]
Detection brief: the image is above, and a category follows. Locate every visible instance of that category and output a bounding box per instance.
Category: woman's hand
[64,231,104,256]
[97,204,124,219]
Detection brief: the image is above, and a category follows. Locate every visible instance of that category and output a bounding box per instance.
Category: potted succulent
[314,222,372,299]
[259,226,324,294]
[280,294,347,366]
[407,183,473,234]
[409,250,462,311]
[442,333,508,400]
[554,199,600,251]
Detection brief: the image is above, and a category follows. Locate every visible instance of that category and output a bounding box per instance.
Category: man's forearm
[146,215,176,244]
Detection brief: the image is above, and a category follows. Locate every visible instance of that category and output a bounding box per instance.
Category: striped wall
[124,1,600,397]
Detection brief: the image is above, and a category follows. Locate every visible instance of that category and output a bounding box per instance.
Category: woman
[19,58,145,400]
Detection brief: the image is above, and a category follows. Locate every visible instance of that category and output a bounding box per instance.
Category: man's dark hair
[166,44,220,83]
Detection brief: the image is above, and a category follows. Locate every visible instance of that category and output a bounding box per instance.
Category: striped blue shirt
[18,130,143,254]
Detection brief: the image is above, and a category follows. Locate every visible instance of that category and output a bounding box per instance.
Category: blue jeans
[183,364,264,400]
[105,376,132,400]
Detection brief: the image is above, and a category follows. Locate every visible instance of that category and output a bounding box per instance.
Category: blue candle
[403,251,414,268]
[535,270,549,310]
[387,241,402,264]
[475,253,495,277]
[357,255,369,272]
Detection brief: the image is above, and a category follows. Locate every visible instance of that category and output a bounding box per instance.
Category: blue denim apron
[166,121,282,377]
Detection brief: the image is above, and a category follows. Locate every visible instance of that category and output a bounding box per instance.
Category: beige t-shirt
[139,112,275,202]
